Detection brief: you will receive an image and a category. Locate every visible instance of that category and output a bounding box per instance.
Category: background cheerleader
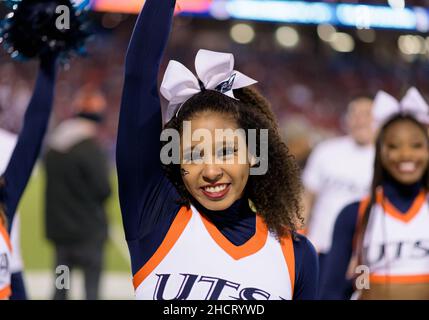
[321,88,429,300]
[0,128,26,299]
[302,95,375,289]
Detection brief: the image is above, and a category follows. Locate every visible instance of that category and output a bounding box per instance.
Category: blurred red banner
[92,0,213,14]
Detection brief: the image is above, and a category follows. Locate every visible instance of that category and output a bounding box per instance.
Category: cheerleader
[116,0,318,300]
[0,53,57,300]
[0,130,27,300]
[321,88,429,300]
[0,0,89,299]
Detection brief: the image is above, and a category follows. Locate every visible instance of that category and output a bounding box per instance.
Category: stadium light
[225,1,333,24]
[317,24,336,42]
[230,23,255,44]
[275,26,300,48]
[356,28,376,43]
[91,1,429,33]
[388,0,405,10]
[336,4,417,30]
[398,35,426,55]
[329,32,355,53]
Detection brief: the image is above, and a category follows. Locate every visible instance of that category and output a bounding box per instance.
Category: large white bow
[373,87,429,128]
[160,49,258,122]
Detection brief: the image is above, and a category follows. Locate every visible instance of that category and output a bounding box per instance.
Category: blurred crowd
[1,13,429,165]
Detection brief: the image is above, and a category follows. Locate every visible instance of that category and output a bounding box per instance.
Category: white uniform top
[134,206,295,300]
[0,224,12,299]
[0,128,17,171]
[361,189,429,284]
[0,128,24,274]
[303,136,374,253]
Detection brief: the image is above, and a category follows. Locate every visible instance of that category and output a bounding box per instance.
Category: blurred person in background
[280,116,315,169]
[322,89,429,300]
[44,85,111,300]
[302,96,375,294]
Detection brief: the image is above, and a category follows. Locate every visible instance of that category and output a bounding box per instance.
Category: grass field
[18,163,130,272]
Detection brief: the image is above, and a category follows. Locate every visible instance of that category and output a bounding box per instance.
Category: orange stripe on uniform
[0,285,11,300]
[0,223,12,252]
[376,189,426,223]
[370,274,429,284]
[200,214,268,261]
[351,196,370,252]
[297,228,307,236]
[132,206,192,289]
[281,234,295,296]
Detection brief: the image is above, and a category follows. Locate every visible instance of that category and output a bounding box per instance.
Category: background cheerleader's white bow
[160,49,258,123]
[373,87,429,128]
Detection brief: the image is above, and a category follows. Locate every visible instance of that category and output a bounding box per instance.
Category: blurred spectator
[301,96,375,294]
[280,115,315,168]
[2,15,428,156]
[43,85,111,300]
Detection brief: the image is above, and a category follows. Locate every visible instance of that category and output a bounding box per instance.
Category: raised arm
[116,0,179,241]
[2,55,57,229]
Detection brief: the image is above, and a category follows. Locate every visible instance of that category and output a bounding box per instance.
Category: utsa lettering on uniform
[153,274,277,300]
[0,253,8,272]
[358,190,429,284]
[133,207,295,300]
[365,240,429,265]
[116,0,318,300]
[0,224,11,299]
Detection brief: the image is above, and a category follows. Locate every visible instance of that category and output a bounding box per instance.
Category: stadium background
[1,0,429,299]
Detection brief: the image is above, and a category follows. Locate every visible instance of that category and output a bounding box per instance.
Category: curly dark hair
[0,206,6,229]
[161,87,304,239]
[354,114,429,265]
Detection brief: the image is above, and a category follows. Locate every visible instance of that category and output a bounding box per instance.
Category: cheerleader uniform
[0,129,27,299]
[116,0,318,300]
[321,175,429,299]
[0,56,57,299]
[0,223,12,299]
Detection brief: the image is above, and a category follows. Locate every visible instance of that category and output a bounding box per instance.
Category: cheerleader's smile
[397,161,417,174]
[201,183,231,200]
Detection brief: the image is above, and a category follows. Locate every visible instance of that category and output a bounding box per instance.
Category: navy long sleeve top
[320,175,423,299]
[116,0,318,300]
[1,56,57,233]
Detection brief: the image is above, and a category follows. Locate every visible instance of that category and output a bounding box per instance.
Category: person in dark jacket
[44,85,111,300]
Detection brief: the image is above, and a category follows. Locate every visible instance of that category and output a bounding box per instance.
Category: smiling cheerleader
[321,88,429,300]
[116,0,318,300]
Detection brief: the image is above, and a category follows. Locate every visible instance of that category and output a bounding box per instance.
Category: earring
[248,199,257,213]
[249,155,258,167]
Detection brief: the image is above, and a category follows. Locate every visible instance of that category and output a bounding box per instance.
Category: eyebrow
[183,144,203,155]
[216,140,238,148]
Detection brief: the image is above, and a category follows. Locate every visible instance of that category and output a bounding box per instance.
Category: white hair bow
[160,49,258,123]
[373,87,429,128]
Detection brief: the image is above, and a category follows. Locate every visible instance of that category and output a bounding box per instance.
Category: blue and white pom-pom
[0,0,92,61]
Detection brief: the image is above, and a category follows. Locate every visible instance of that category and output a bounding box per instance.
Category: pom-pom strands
[0,0,91,61]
